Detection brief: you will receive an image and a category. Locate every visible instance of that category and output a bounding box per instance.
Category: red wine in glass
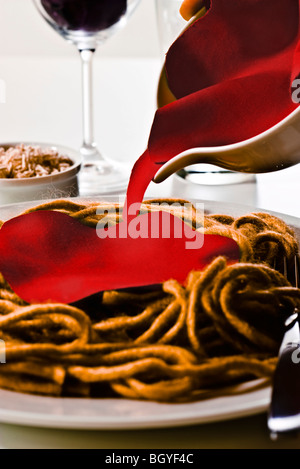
[41,0,127,35]
[33,0,141,195]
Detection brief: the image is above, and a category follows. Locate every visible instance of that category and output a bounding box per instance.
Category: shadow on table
[0,413,299,449]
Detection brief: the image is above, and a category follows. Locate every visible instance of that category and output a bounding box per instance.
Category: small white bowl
[0,142,82,205]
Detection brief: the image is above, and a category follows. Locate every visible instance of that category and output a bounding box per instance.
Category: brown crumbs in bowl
[0,144,74,179]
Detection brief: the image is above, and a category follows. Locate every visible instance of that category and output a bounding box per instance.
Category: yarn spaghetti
[0,199,299,402]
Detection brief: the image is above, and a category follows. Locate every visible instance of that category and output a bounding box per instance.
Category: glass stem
[79,48,103,162]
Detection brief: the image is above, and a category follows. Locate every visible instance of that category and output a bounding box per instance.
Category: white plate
[0,197,298,430]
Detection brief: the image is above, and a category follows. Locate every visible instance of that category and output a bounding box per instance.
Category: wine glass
[33,0,141,195]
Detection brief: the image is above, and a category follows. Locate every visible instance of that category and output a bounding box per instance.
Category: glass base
[78,159,131,196]
[176,164,256,186]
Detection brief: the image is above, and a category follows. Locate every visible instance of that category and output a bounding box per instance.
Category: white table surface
[0,56,299,449]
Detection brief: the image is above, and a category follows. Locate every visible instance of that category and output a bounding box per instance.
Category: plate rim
[0,380,271,430]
